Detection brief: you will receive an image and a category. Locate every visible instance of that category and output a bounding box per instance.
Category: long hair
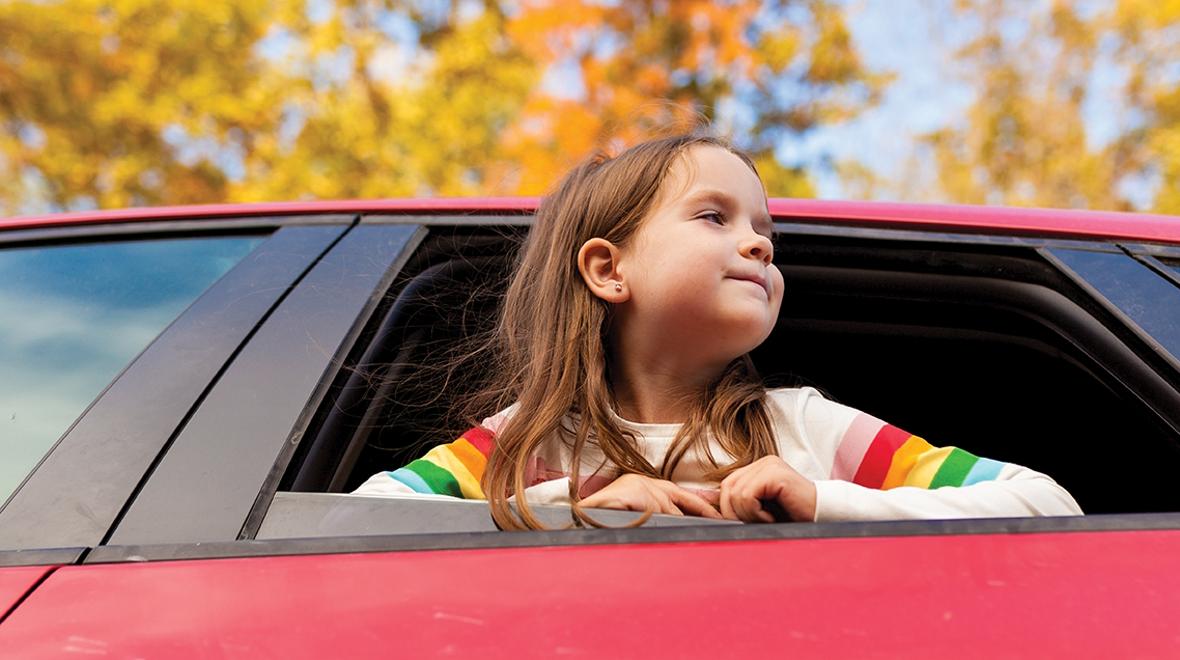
[474,133,779,530]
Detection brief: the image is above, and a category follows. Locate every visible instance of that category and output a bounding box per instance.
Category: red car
[1,198,1179,657]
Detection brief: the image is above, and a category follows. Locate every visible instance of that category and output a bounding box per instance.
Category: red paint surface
[3,197,1180,245]
[0,566,54,620]
[2,531,1179,658]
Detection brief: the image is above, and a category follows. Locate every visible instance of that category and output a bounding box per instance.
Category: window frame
[14,213,1180,564]
[102,223,425,547]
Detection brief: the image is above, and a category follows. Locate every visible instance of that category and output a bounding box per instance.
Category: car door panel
[0,565,54,622]
[4,530,1180,656]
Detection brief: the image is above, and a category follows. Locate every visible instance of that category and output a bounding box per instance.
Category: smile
[728,274,770,297]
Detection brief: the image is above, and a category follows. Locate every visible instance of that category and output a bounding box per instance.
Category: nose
[741,231,774,266]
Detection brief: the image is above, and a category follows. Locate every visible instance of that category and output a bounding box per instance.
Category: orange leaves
[0,0,884,212]
[500,0,880,196]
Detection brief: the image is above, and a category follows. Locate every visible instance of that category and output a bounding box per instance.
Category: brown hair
[474,133,778,530]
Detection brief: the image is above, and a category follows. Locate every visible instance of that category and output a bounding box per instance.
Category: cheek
[770,269,786,312]
[639,253,709,294]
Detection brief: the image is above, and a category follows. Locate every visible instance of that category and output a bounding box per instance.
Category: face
[615,145,784,366]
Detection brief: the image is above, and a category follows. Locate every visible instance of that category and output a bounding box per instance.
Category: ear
[577,238,629,303]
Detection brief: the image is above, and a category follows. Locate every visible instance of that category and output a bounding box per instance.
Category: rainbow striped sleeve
[385,426,494,499]
[831,413,1006,490]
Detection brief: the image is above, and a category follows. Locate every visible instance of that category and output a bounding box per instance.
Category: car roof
[3,197,1180,245]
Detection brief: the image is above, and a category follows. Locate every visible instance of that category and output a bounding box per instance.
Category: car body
[1,198,1180,657]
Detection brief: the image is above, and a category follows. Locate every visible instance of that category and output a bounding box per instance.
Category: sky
[800,0,974,199]
[6,0,1166,214]
[789,0,1154,206]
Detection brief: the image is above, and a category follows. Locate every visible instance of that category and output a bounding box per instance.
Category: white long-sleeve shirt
[353,387,1082,521]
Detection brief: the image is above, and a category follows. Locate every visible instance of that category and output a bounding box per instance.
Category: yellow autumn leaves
[0,0,883,213]
[0,1,1178,215]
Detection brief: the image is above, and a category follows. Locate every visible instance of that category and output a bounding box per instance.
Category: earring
[614,283,623,292]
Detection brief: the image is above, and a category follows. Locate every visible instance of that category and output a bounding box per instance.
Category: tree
[0,0,284,213]
[1111,0,1180,213]
[501,0,888,196]
[0,0,885,213]
[915,0,1180,213]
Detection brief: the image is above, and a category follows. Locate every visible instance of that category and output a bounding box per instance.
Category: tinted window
[0,235,264,500]
[1050,248,1180,363]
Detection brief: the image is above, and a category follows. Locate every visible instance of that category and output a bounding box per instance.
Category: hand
[578,474,723,519]
[720,456,817,523]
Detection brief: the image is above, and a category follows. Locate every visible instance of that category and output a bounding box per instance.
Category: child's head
[482,133,781,529]
[574,137,783,378]
[513,134,781,373]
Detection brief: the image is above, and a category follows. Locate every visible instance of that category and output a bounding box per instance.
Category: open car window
[251,219,1180,542]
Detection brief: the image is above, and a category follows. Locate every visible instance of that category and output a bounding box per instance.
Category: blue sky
[801,0,1150,205]
[799,0,974,199]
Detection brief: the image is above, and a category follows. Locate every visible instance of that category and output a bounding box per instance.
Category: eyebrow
[684,189,774,234]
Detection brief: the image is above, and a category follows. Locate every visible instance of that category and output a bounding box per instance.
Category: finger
[638,481,680,516]
[579,492,604,509]
[665,488,723,519]
[579,490,623,511]
[720,467,745,492]
[656,492,684,516]
[730,490,757,522]
[731,483,770,523]
[721,468,757,518]
[719,480,737,520]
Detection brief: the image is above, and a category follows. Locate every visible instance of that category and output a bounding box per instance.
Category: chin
[714,318,777,357]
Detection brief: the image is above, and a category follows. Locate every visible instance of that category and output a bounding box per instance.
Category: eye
[698,211,725,225]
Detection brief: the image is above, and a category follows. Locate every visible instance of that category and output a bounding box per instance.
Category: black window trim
[1123,242,1180,260]
[0,214,357,247]
[104,223,426,547]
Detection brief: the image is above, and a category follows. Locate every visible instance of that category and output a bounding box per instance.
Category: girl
[355,133,1082,529]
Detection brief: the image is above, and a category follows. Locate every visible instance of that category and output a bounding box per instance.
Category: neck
[609,354,726,424]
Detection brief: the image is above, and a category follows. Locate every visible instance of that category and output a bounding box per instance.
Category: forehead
[660,145,768,210]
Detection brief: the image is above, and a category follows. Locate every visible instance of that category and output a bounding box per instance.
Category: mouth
[728,273,770,297]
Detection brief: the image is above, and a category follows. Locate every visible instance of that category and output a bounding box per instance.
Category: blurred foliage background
[0,0,1178,215]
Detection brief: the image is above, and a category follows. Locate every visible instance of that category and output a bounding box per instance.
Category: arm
[351,423,574,505]
[352,426,494,499]
[808,393,1082,521]
[814,446,1083,522]
[721,388,1083,523]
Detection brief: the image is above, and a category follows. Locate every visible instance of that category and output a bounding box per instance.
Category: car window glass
[0,234,264,501]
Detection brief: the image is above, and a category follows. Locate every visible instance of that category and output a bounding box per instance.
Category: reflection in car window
[0,235,264,501]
